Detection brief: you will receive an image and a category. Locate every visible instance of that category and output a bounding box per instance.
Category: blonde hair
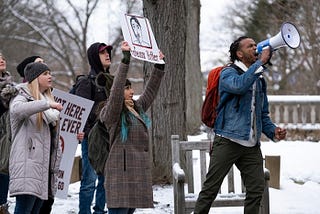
[27,78,54,129]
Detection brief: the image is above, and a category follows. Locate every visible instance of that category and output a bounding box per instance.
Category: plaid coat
[100,62,165,208]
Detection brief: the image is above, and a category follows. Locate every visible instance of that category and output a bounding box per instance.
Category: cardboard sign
[121,14,165,64]
[52,89,94,199]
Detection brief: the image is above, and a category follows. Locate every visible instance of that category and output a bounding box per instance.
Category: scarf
[120,99,151,142]
[40,93,60,127]
[125,100,141,119]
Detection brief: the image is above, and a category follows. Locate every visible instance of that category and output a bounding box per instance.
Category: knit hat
[16,56,41,78]
[24,62,50,83]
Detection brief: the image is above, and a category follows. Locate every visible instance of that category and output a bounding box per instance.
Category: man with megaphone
[194,36,287,214]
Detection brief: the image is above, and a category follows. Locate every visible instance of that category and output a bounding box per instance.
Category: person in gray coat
[9,62,63,214]
[16,55,57,214]
[99,41,165,214]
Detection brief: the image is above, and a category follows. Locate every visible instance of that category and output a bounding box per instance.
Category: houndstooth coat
[99,62,165,208]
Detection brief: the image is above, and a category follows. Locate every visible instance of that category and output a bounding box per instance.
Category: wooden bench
[171,135,270,214]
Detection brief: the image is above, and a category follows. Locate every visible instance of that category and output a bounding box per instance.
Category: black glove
[154,57,165,70]
[121,51,131,64]
[154,63,165,70]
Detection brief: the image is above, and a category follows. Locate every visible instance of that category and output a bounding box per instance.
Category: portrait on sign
[127,15,151,48]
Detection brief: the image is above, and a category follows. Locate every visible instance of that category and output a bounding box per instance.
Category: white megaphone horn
[256,22,301,53]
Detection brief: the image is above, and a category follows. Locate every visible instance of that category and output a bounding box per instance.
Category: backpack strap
[88,74,109,101]
[228,63,244,75]
[88,74,96,101]
[219,63,243,111]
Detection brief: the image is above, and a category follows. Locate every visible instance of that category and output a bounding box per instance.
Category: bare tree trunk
[143,0,201,184]
[185,0,202,134]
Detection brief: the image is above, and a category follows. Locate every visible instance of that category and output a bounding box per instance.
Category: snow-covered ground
[7,132,320,213]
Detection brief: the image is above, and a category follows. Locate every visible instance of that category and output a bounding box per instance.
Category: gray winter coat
[9,84,62,200]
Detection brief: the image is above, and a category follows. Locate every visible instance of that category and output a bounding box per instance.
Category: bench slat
[186,151,194,193]
[199,150,207,187]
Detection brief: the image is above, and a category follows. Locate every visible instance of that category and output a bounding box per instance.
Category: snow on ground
[7,132,320,213]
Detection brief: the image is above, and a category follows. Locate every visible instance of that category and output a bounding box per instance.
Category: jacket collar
[234,60,248,72]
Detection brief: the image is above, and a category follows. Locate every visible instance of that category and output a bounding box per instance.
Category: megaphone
[256,22,300,53]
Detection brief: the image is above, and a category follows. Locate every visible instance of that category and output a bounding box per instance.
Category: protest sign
[52,89,94,199]
[121,14,165,64]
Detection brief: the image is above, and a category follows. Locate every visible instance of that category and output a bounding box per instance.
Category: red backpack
[201,66,225,128]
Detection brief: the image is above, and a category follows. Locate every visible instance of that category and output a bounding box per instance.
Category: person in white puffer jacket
[9,62,63,214]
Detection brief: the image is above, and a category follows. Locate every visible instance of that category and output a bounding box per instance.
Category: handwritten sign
[52,89,94,199]
[121,14,165,64]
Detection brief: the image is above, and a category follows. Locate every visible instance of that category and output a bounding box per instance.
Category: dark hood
[87,42,112,75]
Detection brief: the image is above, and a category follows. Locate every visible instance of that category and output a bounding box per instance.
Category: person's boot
[0,203,10,214]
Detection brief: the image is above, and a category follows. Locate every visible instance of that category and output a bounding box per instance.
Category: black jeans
[194,136,265,214]
[0,173,9,205]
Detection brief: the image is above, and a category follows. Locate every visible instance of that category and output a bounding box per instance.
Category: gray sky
[200,0,233,70]
[87,0,232,72]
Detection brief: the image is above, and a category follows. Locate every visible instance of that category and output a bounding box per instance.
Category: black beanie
[16,56,41,78]
[24,62,50,83]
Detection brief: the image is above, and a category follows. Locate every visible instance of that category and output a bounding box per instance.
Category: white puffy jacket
[9,84,62,200]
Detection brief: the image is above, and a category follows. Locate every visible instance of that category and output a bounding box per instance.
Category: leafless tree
[1,0,99,89]
[0,0,141,90]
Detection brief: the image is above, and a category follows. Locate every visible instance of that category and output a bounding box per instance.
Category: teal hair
[120,109,151,142]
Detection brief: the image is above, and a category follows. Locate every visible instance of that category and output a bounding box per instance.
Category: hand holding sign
[121,41,131,51]
[50,101,63,111]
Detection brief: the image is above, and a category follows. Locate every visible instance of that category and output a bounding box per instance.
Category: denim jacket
[214,60,276,143]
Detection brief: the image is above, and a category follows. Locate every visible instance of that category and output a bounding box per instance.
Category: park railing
[267,95,320,141]
[268,95,320,129]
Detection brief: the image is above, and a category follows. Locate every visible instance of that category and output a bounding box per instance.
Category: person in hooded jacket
[74,42,112,214]
[9,62,63,214]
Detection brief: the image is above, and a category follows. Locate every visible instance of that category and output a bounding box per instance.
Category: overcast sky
[87,0,232,71]
[199,0,233,70]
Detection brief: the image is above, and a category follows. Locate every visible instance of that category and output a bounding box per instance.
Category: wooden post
[265,155,281,189]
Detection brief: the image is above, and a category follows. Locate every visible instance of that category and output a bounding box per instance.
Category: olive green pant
[194,136,265,214]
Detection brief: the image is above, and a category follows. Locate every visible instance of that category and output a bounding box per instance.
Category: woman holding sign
[9,62,63,214]
[99,41,165,214]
